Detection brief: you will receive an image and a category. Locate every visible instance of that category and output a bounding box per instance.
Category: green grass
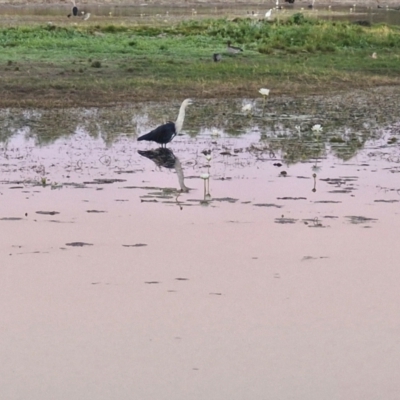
[1,15,400,107]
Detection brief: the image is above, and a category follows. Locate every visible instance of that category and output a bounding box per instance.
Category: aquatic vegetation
[311,124,323,133]
[259,88,270,114]
[259,88,270,96]
[241,103,252,115]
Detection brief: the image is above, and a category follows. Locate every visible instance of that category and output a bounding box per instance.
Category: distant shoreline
[0,0,386,6]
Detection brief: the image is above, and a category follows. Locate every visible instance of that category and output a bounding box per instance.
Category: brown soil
[2,78,398,108]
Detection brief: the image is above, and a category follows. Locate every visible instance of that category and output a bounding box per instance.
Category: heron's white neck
[175,101,189,134]
[174,158,189,192]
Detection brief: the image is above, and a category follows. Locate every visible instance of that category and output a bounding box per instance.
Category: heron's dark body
[137,121,176,146]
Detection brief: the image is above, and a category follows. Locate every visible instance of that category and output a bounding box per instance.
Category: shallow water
[2,89,400,399]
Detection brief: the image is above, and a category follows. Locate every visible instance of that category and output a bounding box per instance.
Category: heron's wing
[138,122,176,144]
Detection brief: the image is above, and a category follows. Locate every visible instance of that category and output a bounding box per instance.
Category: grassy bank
[1,15,400,107]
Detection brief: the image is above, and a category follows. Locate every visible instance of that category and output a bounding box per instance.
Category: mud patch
[346,216,378,224]
[66,242,93,247]
[275,217,298,224]
[254,203,283,208]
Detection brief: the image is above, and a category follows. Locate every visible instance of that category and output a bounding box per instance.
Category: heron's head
[182,99,193,107]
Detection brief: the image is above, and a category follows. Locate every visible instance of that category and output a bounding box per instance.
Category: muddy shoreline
[1,83,396,109]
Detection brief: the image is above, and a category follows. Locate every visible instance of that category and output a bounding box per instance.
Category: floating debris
[213,197,238,203]
[314,200,342,204]
[274,217,297,224]
[346,216,378,224]
[302,256,330,261]
[83,179,126,185]
[66,242,93,247]
[277,197,307,200]
[253,203,283,208]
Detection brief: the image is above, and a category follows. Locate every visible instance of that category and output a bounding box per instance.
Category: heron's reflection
[138,148,189,193]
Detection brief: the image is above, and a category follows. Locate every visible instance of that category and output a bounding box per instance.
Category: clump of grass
[102,25,129,34]
[258,45,273,55]
[330,136,346,143]
[1,18,399,56]
[290,13,308,25]
[316,43,335,52]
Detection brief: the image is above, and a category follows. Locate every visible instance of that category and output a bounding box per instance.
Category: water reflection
[200,173,211,205]
[3,93,400,400]
[0,88,399,176]
[138,148,189,193]
[200,150,212,205]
